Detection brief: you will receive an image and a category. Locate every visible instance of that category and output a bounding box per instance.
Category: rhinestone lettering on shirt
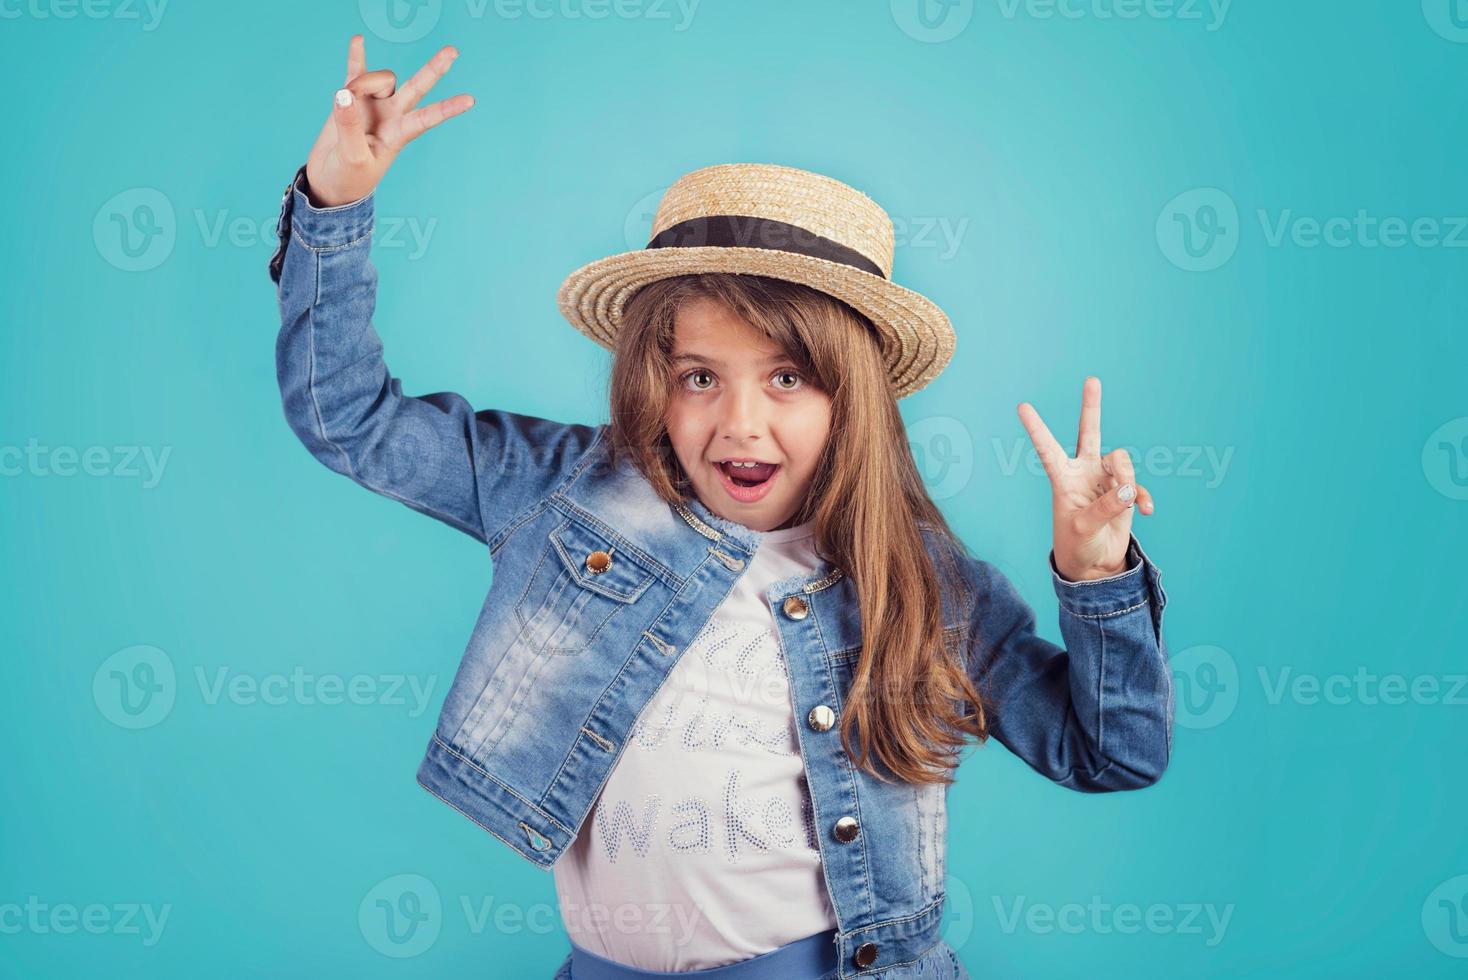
[587,619,822,863]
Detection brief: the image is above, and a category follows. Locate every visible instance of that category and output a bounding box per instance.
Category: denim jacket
[269,166,1173,979]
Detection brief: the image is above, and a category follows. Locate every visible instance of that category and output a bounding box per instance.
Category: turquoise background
[2,0,1465,976]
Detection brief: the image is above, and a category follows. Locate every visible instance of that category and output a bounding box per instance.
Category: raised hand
[304,34,474,208]
[1017,376,1155,582]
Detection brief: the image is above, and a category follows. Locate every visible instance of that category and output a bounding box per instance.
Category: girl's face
[664,297,832,532]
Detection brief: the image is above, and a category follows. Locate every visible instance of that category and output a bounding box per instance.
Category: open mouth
[713,459,781,502]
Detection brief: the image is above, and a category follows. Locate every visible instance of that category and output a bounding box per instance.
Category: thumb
[1073,481,1138,538]
[332,87,372,166]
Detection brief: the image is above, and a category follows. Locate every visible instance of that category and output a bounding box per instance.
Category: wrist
[301,168,373,210]
[285,165,375,249]
[1050,548,1133,584]
[1054,560,1124,583]
[302,178,352,209]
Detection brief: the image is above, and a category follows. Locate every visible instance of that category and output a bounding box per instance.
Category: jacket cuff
[267,164,376,283]
[1049,535,1168,637]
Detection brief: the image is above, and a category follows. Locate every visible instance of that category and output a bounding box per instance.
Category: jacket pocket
[513,517,655,655]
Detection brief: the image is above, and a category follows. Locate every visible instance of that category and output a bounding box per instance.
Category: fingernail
[1117,483,1136,505]
[335,88,353,107]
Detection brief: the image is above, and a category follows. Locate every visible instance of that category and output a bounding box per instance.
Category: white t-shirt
[552,518,839,971]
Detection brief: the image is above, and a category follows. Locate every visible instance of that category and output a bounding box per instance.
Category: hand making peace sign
[1018,377,1155,582]
[304,35,475,208]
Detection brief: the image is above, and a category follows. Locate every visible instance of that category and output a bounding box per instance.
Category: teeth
[723,460,768,468]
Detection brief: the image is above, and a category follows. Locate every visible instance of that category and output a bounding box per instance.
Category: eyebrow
[670,351,790,367]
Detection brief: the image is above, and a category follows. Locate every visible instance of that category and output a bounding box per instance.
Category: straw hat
[556,163,955,399]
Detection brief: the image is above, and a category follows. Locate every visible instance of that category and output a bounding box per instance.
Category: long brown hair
[605,273,988,786]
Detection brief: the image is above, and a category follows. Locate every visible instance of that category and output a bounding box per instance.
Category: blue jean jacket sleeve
[965,535,1172,792]
[269,165,602,551]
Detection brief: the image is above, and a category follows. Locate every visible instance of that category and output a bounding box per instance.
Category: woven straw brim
[557,246,955,399]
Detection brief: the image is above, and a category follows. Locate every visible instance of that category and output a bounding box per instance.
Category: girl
[271,36,1172,980]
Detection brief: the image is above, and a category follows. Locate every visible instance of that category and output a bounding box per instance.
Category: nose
[717,379,766,446]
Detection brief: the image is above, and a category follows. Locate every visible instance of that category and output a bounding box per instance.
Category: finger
[396,45,458,112]
[1102,447,1135,491]
[347,68,398,100]
[385,93,475,150]
[344,33,366,85]
[331,87,372,166]
[1134,482,1155,515]
[1073,479,1141,538]
[1017,402,1069,479]
[1076,375,1101,458]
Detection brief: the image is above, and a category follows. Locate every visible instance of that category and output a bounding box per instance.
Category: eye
[681,368,716,392]
[771,369,806,392]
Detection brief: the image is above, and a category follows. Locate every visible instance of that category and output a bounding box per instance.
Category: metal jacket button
[853,942,879,968]
[807,704,835,732]
[782,595,809,619]
[585,550,612,574]
[833,816,860,843]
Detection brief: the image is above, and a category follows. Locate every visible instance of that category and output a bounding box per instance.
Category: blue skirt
[556,928,839,980]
